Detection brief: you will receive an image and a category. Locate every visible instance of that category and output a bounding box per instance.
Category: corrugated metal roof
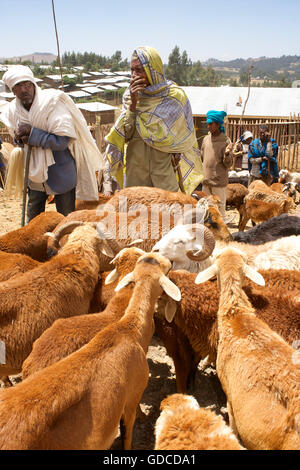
[114,71,131,76]
[97,85,119,91]
[182,86,300,117]
[76,83,95,88]
[114,81,130,88]
[67,90,90,98]
[98,71,116,76]
[81,86,102,94]
[96,77,123,84]
[76,102,117,112]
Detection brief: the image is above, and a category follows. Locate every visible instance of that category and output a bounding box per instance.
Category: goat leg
[121,405,138,450]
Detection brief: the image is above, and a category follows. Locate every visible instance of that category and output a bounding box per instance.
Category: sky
[1,0,300,63]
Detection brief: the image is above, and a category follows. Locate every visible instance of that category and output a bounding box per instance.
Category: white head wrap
[242,130,253,141]
[2,65,36,91]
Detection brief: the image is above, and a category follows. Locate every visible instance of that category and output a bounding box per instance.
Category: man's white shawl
[1,86,104,200]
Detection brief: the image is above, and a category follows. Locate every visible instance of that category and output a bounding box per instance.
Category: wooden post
[296,115,300,171]
[291,114,296,170]
[287,113,292,169]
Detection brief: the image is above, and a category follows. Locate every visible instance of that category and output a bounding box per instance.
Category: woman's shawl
[1,86,104,200]
[105,46,203,194]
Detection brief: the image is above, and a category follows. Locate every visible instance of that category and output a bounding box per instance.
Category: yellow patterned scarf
[105,46,203,194]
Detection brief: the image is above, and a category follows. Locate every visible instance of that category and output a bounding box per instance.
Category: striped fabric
[105,46,203,194]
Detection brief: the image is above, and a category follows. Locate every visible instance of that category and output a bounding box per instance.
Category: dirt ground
[0,190,298,450]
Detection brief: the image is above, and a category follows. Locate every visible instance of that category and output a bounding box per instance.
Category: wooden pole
[21,146,32,227]
[232,60,253,170]
[287,113,291,169]
[51,0,64,89]
[296,116,300,171]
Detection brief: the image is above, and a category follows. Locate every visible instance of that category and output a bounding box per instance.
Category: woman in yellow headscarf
[105,46,203,194]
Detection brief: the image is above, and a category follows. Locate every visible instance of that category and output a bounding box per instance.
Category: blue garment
[28,127,77,194]
[206,110,227,133]
[248,137,279,178]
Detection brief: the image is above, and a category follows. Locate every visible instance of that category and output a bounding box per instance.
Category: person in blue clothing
[1,65,111,222]
[248,124,279,185]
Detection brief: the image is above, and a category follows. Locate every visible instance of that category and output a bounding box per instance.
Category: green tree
[239,67,249,86]
[165,46,184,84]
[186,61,203,85]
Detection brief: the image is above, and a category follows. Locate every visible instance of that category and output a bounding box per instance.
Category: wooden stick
[51,0,64,89]
[21,146,32,227]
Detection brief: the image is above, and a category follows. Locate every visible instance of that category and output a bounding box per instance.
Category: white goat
[152,223,216,272]
[279,169,300,186]
[153,224,300,272]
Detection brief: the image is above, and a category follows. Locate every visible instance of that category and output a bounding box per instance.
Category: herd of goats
[0,160,299,450]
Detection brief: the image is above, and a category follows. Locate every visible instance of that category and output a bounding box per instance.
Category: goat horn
[186,226,215,261]
[96,224,120,256]
[50,221,85,248]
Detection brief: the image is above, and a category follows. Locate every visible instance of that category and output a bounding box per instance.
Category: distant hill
[203,55,300,79]
[2,52,57,64]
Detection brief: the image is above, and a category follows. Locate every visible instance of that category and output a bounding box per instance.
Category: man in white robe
[1,65,111,221]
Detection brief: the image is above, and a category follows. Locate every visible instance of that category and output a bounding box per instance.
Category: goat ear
[159,275,181,301]
[127,239,144,246]
[195,264,217,284]
[115,271,135,292]
[105,269,119,285]
[100,242,115,258]
[243,264,265,286]
[164,298,177,323]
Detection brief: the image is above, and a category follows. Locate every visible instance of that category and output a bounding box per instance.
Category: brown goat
[0,252,180,450]
[238,197,293,231]
[22,247,146,378]
[0,251,40,282]
[46,208,183,262]
[0,211,64,261]
[154,268,300,393]
[196,247,300,450]
[0,224,105,380]
[155,393,244,450]
[74,193,113,211]
[226,183,249,227]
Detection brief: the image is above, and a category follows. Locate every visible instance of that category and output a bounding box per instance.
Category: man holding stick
[248,124,279,185]
[1,65,111,222]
